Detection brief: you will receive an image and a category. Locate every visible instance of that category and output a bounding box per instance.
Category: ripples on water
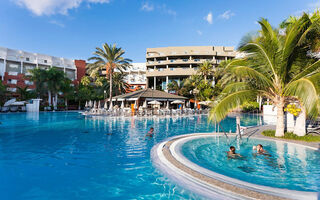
[182,136,320,192]
[0,112,263,199]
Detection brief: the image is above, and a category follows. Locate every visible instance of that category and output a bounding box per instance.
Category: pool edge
[151,133,319,200]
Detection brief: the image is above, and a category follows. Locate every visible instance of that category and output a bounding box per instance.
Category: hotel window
[7,87,17,92]
[44,60,47,63]
[26,57,30,61]
[8,71,18,76]
[25,80,33,85]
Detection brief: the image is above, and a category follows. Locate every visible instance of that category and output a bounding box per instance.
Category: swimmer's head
[252,146,257,150]
[230,146,236,153]
[257,144,263,151]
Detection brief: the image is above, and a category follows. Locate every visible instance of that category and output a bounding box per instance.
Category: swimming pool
[0,112,263,199]
[181,136,320,192]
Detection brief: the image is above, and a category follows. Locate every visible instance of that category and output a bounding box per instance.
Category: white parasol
[85,101,88,107]
[89,100,93,108]
[121,100,125,109]
[148,100,161,105]
[198,101,212,105]
[93,101,97,108]
[171,100,184,104]
[104,101,108,109]
[98,101,101,109]
[142,100,147,108]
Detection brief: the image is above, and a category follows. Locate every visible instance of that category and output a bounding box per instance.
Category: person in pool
[253,144,271,156]
[227,146,242,158]
[145,127,154,138]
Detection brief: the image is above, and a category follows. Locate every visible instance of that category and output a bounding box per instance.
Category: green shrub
[241,101,259,112]
[262,130,320,142]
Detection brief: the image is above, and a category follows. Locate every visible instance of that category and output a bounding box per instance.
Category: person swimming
[253,144,271,157]
[227,146,242,158]
[145,127,154,138]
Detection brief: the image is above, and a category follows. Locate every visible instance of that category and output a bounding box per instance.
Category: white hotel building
[0,46,85,94]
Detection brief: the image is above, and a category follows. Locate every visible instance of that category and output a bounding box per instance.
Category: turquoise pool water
[0,112,263,199]
[181,136,320,192]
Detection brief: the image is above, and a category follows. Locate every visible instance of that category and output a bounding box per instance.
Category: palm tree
[210,13,320,137]
[112,72,129,96]
[0,80,8,105]
[87,43,131,107]
[197,61,213,82]
[16,86,31,101]
[47,68,66,109]
[29,68,48,98]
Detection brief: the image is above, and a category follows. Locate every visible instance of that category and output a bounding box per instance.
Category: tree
[112,72,129,96]
[47,68,66,109]
[29,68,48,98]
[16,86,35,101]
[209,13,320,137]
[167,80,180,93]
[61,78,74,108]
[197,61,213,82]
[87,43,131,108]
[0,80,7,105]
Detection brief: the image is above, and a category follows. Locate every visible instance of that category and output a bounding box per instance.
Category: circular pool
[152,134,320,199]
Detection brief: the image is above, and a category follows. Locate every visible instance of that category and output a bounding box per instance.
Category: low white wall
[263,105,277,116]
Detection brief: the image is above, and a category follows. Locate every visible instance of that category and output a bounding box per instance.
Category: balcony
[146,58,216,66]
[7,79,17,84]
[7,87,17,92]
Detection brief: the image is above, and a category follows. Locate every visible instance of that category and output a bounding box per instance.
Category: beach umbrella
[142,100,147,108]
[121,100,125,109]
[171,100,184,104]
[148,100,161,105]
[198,101,212,105]
[104,101,108,109]
[166,100,169,109]
[109,100,113,110]
[93,101,97,108]
[89,100,93,108]
[134,100,138,109]
[85,101,88,107]
[4,98,16,107]
[98,101,101,109]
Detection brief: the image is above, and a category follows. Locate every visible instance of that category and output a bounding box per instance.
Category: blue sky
[0,0,318,62]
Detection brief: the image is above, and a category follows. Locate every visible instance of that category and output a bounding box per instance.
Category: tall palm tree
[29,68,48,98]
[87,43,131,107]
[197,61,213,82]
[0,80,8,105]
[16,86,31,101]
[210,13,320,137]
[47,68,66,108]
[112,72,129,96]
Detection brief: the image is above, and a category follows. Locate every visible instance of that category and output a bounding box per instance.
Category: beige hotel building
[146,46,236,91]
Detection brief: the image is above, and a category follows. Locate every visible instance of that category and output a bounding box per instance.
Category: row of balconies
[146,58,226,66]
[146,51,236,58]
[7,79,34,85]
[0,48,75,69]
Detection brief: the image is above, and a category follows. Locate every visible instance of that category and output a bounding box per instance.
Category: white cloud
[14,0,110,16]
[205,12,213,24]
[141,2,154,11]
[219,10,235,20]
[49,20,65,27]
[141,2,176,16]
[196,30,202,35]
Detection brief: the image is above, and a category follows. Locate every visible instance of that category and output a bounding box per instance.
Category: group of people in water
[227,144,270,158]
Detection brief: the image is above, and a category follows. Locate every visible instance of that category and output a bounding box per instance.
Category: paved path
[243,125,320,150]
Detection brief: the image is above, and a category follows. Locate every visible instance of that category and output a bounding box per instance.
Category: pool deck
[243,125,320,150]
[152,129,319,200]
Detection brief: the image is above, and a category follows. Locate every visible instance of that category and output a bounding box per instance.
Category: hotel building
[0,46,86,95]
[145,46,236,90]
[103,63,147,92]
